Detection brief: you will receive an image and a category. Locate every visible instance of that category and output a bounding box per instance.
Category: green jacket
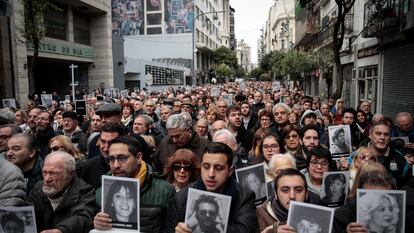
[96,164,175,233]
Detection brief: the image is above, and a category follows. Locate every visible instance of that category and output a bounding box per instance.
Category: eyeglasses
[286,134,299,139]
[261,118,271,122]
[173,163,193,172]
[107,154,133,164]
[310,160,329,168]
[263,144,279,149]
[199,209,217,217]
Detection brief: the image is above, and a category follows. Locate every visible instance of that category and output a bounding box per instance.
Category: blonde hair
[49,135,84,161]
[348,162,389,198]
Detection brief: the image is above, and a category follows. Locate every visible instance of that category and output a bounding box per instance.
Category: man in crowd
[6,133,43,195]
[155,105,172,138]
[252,91,265,116]
[241,101,257,131]
[34,111,55,159]
[28,151,95,233]
[0,124,20,159]
[93,135,175,232]
[271,103,291,137]
[156,114,208,170]
[226,105,252,152]
[213,128,249,167]
[392,112,414,142]
[0,155,26,206]
[295,125,321,170]
[217,100,228,120]
[144,99,159,123]
[165,142,257,233]
[23,107,42,136]
[368,121,409,186]
[211,120,228,135]
[57,111,87,153]
[359,100,373,122]
[79,123,126,189]
[256,168,308,233]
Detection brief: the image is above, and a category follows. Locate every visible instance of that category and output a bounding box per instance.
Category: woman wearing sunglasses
[164,149,200,191]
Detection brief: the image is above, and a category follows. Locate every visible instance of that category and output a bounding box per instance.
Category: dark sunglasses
[173,163,193,172]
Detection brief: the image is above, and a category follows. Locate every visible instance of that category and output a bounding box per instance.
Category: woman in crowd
[302,147,333,196]
[334,162,414,233]
[197,109,207,120]
[53,110,64,133]
[206,106,219,126]
[281,124,302,168]
[253,134,282,181]
[164,149,200,191]
[121,102,134,128]
[288,112,298,125]
[49,135,84,161]
[349,146,378,188]
[249,128,273,160]
[356,110,371,137]
[14,109,28,131]
[256,109,274,131]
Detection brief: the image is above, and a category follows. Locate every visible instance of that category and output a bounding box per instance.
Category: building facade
[1,0,113,105]
[236,39,252,73]
[114,0,231,89]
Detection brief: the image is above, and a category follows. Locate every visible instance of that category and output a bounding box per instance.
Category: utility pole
[69,64,78,108]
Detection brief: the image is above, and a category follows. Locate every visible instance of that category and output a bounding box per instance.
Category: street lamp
[192,10,228,86]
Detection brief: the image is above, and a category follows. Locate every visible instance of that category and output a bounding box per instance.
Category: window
[45,3,67,40]
[73,10,90,45]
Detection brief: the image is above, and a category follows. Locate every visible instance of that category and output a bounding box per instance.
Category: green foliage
[260,73,271,81]
[214,63,232,77]
[260,49,323,79]
[212,46,238,67]
[235,66,246,78]
[249,67,264,80]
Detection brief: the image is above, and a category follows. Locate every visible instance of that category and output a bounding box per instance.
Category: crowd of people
[0,81,413,233]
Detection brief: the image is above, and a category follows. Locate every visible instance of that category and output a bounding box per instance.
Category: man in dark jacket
[6,133,43,195]
[28,151,95,233]
[164,142,258,233]
[93,135,174,233]
[226,105,253,152]
[155,114,208,171]
[35,111,55,159]
[78,123,126,189]
[57,111,87,153]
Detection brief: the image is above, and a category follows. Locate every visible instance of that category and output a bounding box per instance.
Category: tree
[331,0,356,98]
[214,63,232,78]
[20,0,58,95]
[249,67,263,80]
[234,65,246,78]
[212,46,238,68]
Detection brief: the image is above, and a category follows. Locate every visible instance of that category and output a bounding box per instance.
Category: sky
[229,0,275,64]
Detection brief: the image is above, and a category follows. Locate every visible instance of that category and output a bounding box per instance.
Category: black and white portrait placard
[235,163,268,206]
[102,175,140,232]
[328,125,352,157]
[222,94,233,107]
[185,188,231,233]
[40,94,53,108]
[357,189,406,233]
[321,171,350,207]
[0,206,37,233]
[288,201,334,233]
[2,99,16,109]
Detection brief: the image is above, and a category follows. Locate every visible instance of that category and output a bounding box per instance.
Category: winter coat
[163,178,258,233]
[0,157,26,206]
[28,177,95,233]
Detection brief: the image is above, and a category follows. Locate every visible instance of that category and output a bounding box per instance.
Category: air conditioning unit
[401,11,414,31]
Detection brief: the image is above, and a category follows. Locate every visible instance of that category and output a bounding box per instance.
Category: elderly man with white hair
[28,151,95,233]
[155,114,208,170]
[212,128,250,168]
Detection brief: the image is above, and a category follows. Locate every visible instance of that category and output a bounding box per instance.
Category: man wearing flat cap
[57,111,87,153]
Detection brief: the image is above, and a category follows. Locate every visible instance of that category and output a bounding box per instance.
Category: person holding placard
[164,142,257,233]
[93,135,174,232]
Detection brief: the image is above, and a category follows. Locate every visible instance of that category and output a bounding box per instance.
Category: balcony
[295,15,320,47]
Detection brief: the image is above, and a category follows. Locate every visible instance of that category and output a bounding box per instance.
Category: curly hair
[358,192,399,229]
[164,149,200,184]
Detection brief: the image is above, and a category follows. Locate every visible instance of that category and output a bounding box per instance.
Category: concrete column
[88,1,113,90]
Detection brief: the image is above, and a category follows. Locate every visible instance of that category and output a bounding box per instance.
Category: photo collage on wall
[111,0,194,35]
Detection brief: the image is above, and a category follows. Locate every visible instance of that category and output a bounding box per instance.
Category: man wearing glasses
[93,135,174,232]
